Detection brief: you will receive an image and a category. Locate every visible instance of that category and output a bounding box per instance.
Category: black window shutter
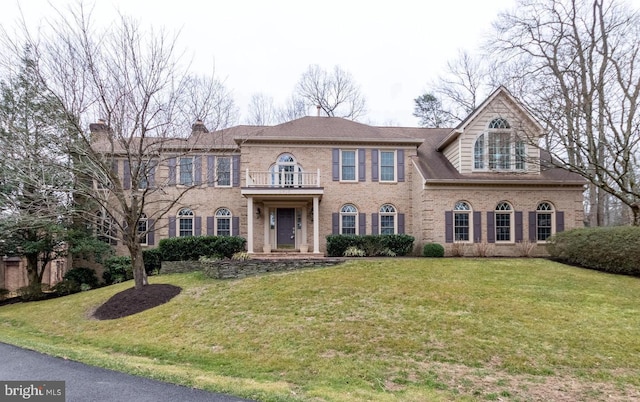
[168,157,176,186]
[232,155,240,187]
[473,211,482,243]
[528,211,537,242]
[358,149,366,181]
[398,213,405,234]
[445,211,453,243]
[195,216,202,236]
[147,219,155,245]
[515,211,523,242]
[194,155,202,185]
[232,216,240,236]
[168,217,176,237]
[397,149,405,182]
[372,213,379,234]
[207,156,215,186]
[556,211,565,233]
[332,149,339,181]
[207,216,214,235]
[332,213,339,234]
[359,213,366,235]
[123,160,131,190]
[487,211,495,243]
[371,149,379,182]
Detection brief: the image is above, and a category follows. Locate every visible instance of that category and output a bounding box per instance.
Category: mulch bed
[93,284,182,320]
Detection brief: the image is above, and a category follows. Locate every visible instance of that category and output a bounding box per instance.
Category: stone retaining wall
[161,258,344,279]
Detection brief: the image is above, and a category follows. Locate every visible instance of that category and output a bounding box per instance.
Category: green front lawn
[1,258,639,401]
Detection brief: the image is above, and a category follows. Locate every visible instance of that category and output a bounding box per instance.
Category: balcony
[241,169,323,199]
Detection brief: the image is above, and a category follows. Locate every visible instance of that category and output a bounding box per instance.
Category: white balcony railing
[245,169,321,188]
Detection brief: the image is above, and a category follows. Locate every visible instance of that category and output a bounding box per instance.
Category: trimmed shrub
[423,243,445,257]
[0,288,9,299]
[143,248,163,275]
[64,267,100,289]
[326,234,415,257]
[102,256,133,285]
[547,226,640,276]
[159,236,246,261]
[52,280,80,296]
[17,283,46,301]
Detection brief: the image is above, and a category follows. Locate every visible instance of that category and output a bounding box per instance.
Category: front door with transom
[276,208,296,249]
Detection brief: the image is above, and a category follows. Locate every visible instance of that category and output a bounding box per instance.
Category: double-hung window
[340,150,356,181]
[380,204,397,234]
[380,151,396,182]
[536,202,554,241]
[216,156,231,187]
[340,204,358,234]
[178,208,194,237]
[454,201,471,242]
[495,202,513,242]
[179,157,193,186]
[215,208,232,236]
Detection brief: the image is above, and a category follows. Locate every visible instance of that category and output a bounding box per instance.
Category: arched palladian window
[340,204,358,235]
[536,202,554,241]
[178,208,194,237]
[474,118,526,171]
[495,201,513,242]
[270,153,303,187]
[215,208,232,236]
[454,201,472,242]
[379,204,397,235]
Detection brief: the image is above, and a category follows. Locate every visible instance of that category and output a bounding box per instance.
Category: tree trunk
[129,241,148,289]
[25,254,39,287]
[632,204,640,226]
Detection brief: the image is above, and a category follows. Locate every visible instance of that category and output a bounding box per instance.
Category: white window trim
[453,201,473,243]
[495,202,514,243]
[339,149,358,182]
[178,208,195,237]
[178,157,194,186]
[339,204,359,235]
[215,156,232,188]
[473,121,527,173]
[379,204,397,234]
[536,202,555,243]
[215,208,232,236]
[379,150,397,183]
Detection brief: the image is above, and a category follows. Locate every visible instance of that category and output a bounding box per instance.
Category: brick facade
[98,87,585,259]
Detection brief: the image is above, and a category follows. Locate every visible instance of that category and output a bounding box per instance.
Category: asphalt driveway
[0,342,254,401]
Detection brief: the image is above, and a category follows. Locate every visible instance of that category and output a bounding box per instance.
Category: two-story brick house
[98,86,584,259]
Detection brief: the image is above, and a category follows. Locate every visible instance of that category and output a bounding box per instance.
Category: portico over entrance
[241,169,323,254]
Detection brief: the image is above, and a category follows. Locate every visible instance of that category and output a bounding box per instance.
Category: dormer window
[473,118,526,171]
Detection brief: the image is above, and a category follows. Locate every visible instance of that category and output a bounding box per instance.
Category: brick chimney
[89,119,109,133]
[191,119,208,134]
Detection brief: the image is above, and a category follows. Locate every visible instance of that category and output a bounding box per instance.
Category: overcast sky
[3,0,526,126]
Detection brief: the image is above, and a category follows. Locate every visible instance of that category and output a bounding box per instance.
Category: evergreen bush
[326,234,414,257]
[547,226,640,276]
[159,235,246,261]
[64,267,100,289]
[423,243,445,257]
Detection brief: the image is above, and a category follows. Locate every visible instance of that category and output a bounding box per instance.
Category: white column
[247,196,254,253]
[313,196,320,254]
[263,206,270,252]
[301,205,308,246]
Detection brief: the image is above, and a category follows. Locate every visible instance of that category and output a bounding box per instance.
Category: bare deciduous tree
[492,0,640,226]
[246,93,277,125]
[2,4,237,288]
[295,64,366,120]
